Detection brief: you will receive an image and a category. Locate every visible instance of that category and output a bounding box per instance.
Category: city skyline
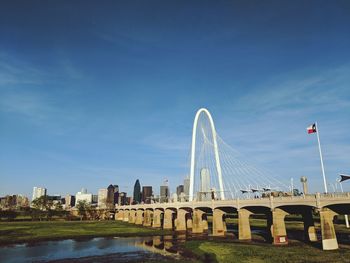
[1,1,350,198]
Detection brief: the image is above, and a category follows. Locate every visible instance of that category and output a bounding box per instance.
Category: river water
[0,235,186,263]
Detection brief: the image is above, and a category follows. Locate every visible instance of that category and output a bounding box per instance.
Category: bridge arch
[189,108,224,201]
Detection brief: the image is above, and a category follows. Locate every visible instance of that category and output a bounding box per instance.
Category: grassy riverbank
[184,240,350,263]
[0,220,170,245]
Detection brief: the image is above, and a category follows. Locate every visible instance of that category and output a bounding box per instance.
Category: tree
[76,200,90,220]
[32,196,53,211]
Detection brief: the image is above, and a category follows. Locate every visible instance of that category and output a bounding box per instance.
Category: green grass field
[184,240,350,263]
[0,220,170,245]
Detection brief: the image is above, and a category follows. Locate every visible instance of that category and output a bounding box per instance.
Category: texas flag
[307,123,317,134]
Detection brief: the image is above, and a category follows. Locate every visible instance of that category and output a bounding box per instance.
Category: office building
[200,168,211,201]
[65,195,75,208]
[160,185,169,203]
[176,185,184,197]
[118,192,127,206]
[75,188,92,205]
[142,186,152,204]
[32,187,47,201]
[98,189,108,208]
[133,179,141,204]
[183,178,190,201]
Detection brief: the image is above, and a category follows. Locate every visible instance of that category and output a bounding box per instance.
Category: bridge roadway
[115,192,350,250]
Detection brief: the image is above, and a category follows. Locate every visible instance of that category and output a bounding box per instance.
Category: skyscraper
[176,185,184,197]
[107,184,116,208]
[200,168,210,192]
[98,189,108,208]
[160,185,169,203]
[183,178,190,201]
[32,187,47,201]
[142,186,152,204]
[133,179,141,204]
[200,168,211,201]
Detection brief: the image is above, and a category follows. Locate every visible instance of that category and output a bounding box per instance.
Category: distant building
[118,192,127,206]
[65,195,75,208]
[106,184,119,208]
[160,185,169,203]
[113,185,119,205]
[142,186,152,204]
[92,195,98,204]
[98,189,108,208]
[176,185,184,197]
[183,178,190,201]
[75,188,92,205]
[133,179,141,204]
[0,195,29,209]
[200,168,211,201]
[32,187,47,201]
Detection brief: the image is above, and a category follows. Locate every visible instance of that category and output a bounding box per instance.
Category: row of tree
[0,197,112,221]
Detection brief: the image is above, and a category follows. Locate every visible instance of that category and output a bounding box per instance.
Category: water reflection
[0,236,186,263]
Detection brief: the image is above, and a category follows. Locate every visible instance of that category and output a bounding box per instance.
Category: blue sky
[1,1,350,198]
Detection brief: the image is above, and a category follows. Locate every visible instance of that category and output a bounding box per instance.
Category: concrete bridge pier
[152,209,163,228]
[135,209,144,225]
[123,210,129,222]
[302,210,318,242]
[270,208,289,245]
[143,209,153,227]
[163,209,175,230]
[213,208,227,236]
[238,208,253,240]
[192,209,205,234]
[115,210,124,221]
[175,208,188,231]
[319,208,339,250]
[129,210,136,223]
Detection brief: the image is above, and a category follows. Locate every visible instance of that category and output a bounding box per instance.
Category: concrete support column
[143,210,153,227]
[163,209,175,230]
[175,209,188,231]
[213,209,226,236]
[202,214,209,231]
[123,210,129,222]
[129,210,136,224]
[187,218,193,230]
[135,210,144,225]
[271,208,289,245]
[320,208,339,250]
[302,209,317,242]
[192,209,205,234]
[152,209,163,228]
[116,210,124,221]
[238,208,252,240]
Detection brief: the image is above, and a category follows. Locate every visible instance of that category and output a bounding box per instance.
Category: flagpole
[315,122,328,193]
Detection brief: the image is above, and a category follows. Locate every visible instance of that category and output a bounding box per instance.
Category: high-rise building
[113,185,119,205]
[133,179,141,204]
[65,195,75,208]
[183,178,190,201]
[92,195,98,204]
[176,185,184,197]
[32,187,47,201]
[98,189,108,208]
[142,186,152,204]
[118,192,127,206]
[107,184,117,208]
[200,168,210,192]
[160,185,169,203]
[75,188,92,206]
[200,168,211,201]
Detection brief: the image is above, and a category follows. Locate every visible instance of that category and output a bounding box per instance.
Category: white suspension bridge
[115,108,350,251]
